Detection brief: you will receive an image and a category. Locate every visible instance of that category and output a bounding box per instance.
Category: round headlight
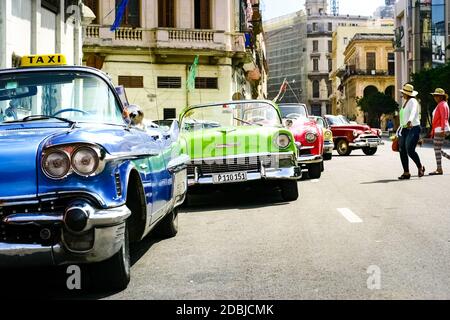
[43,151,71,179]
[71,147,99,176]
[353,130,359,137]
[324,130,332,140]
[275,134,291,149]
[306,132,317,143]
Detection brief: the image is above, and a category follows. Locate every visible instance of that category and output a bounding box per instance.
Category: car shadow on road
[0,235,164,300]
[181,183,292,213]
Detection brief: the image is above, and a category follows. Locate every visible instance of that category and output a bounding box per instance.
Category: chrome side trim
[167,154,191,173]
[3,214,63,225]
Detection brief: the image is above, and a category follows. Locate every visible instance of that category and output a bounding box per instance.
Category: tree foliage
[356,92,399,128]
[411,62,450,127]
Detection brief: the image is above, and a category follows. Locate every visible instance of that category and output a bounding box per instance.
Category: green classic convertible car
[180,100,302,201]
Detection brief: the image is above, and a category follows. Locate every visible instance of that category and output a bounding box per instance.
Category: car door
[140,128,171,224]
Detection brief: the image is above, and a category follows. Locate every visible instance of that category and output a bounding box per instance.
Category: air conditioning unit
[371,70,376,75]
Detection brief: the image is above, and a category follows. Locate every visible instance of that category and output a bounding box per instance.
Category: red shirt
[432,101,450,138]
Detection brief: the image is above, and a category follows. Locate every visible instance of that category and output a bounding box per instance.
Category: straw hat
[430,88,448,99]
[399,84,418,97]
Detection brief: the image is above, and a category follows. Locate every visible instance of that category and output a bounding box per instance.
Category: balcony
[341,68,395,82]
[83,26,244,55]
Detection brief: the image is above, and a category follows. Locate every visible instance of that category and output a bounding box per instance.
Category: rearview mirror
[0,86,38,101]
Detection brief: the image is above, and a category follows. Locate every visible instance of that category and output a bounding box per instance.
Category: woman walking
[429,88,450,175]
[397,84,425,180]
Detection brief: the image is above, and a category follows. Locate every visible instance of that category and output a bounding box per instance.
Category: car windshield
[278,104,308,119]
[0,71,124,125]
[312,117,326,128]
[181,101,281,131]
[326,115,351,125]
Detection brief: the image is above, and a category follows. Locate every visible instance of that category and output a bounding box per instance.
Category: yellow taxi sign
[20,54,67,67]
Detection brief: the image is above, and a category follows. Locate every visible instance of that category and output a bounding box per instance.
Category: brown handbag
[392,137,399,152]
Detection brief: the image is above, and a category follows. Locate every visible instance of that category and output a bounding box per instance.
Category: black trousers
[399,126,422,172]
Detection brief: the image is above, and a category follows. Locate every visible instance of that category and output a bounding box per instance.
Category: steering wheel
[52,108,89,117]
[285,113,303,119]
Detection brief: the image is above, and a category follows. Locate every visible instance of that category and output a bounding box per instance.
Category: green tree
[356,92,399,128]
[411,62,450,128]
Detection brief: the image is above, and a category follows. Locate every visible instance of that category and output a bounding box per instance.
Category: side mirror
[124,104,145,128]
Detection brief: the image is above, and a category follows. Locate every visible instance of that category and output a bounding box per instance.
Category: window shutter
[199,0,211,29]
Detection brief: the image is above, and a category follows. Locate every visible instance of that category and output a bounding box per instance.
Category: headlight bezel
[42,150,71,180]
[42,144,105,180]
[305,131,318,143]
[274,133,292,149]
[71,146,101,177]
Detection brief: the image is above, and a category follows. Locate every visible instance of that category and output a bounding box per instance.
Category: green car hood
[181,126,296,160]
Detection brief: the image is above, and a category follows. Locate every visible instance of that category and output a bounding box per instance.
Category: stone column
[31,0,41,55]
[0,0,8,68]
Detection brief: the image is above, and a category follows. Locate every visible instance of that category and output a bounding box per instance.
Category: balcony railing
[167,29,214,43]
[83,26,246,55]
[85,25,100,38]
[115,28,143,41]
[341,68,395,82]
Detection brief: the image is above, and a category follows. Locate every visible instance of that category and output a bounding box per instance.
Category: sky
[262,0,388,21]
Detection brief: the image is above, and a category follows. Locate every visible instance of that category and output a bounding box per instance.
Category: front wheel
[336,140,352,156]
[90,224,130,292]
[308,163,322,179]
[154,208,179,238]
[362,147,377,156]
[279,180,299,202]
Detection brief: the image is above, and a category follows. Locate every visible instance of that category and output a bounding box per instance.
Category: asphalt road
[4,140,450,299]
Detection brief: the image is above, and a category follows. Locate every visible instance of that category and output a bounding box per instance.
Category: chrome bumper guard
[0,204,131,267]
[349,138,384,148]
[297,154,323,165]
[324,141,334,153]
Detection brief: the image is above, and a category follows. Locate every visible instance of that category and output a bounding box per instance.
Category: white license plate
[212,172,248,184]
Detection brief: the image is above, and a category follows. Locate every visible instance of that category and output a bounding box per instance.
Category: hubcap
[339,141,348,153]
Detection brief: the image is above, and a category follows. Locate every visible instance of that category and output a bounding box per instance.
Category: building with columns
[304,0,370,116]
[0,0,88,69]
[82,0,267,120]
[340,33,395,124]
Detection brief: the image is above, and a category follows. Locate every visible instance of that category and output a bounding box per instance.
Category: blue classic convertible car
[0,55,189,291]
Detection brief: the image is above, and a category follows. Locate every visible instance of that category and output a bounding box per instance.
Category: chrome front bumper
[0,204,131,267]
[349,138,384,148]
[324,141,334,153]
[188,166,302,186]
[297,154,323,165]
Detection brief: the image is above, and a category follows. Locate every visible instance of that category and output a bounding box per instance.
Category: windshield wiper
[233,117,263,126]
[7,115,76,126]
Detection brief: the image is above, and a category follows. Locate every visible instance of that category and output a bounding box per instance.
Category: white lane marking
[337,208,363,223]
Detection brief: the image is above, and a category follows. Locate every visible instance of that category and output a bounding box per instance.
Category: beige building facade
[330,21,395,115]
[340,33,395,123]
[83,0,267,120]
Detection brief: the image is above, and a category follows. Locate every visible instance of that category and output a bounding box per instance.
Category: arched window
[313,80,320,98]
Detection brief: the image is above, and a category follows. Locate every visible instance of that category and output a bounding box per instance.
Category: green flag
[187,55,199,92]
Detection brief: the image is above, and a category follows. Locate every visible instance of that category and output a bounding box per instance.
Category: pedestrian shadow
[361,179,402,184]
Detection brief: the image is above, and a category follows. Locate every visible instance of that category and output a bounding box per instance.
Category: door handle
[139,163,148,170]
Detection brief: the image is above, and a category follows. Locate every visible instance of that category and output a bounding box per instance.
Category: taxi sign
[20,54,67,67]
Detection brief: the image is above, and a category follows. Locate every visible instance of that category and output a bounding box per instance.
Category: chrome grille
[187,156,273,175]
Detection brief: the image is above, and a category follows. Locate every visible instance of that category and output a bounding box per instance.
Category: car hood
[0,125,69,198]
[181,125,294,159]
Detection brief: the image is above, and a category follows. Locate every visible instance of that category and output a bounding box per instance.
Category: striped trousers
[434,135,450,170]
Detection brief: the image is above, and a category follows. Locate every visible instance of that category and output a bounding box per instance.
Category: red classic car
[323,115,383,156]
[278,103,324,179]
